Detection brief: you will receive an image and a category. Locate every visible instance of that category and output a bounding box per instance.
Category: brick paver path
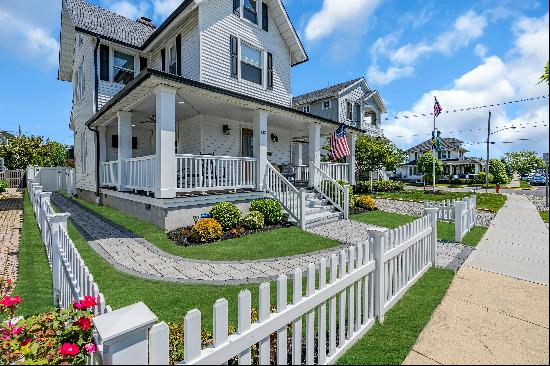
[0,190,23,284]
[51,193,472,284]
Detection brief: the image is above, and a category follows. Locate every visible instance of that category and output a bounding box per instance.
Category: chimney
[136,17,156,29]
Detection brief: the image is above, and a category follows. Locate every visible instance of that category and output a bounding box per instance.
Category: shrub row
[355,180,405,193]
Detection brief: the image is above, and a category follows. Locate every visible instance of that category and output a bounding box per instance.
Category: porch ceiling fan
[137,114,156,126]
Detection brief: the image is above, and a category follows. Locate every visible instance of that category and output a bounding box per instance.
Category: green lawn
[337,267,455,365]
[541,211,549,223]
[70,196,340,261]
[14,190,54,317]
[518,179,532,190]
[368,190,506,212]
[352,210,487,247]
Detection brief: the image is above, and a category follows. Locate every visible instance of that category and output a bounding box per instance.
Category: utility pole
[544,153,549,208]
[18,125,22,137]
[485,111,491,194]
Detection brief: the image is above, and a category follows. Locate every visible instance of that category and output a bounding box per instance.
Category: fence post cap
[93,302,158,344]
[38,191,52,198]
[46,212,71,223]
[424,207,439,215]
[367,228,388,237]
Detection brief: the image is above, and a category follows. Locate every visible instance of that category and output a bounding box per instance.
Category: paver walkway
[0,190,22,284]
[51,193,473,284]
[403,194,549,364]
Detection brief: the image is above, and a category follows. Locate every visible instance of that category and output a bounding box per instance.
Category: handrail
[264,162,305,228]
[175,154,256,161]
[312,164,349,219]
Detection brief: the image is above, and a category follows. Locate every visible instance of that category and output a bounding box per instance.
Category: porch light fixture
[271,133,279,143]
[223,125,232,135]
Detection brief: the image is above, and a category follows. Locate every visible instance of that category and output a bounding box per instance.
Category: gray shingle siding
[292,78,362,107]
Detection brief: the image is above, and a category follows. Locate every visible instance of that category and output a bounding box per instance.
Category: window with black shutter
[262,3,268,31]
[99,45,109,81]
[230,35,238,78]
[161,49,166,72]
[139,57,147,71]
[233,0,240,15]
[267,52,273,89]
[176,35,182,76]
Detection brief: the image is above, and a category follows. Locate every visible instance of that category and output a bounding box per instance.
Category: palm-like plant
[539,61,549,84]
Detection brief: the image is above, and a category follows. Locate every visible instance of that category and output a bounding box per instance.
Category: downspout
[88,37,101,204]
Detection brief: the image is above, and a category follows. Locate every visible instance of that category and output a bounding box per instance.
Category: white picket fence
[28,180,109,316]
[27,166,76,196]
[0,169,24,188]
[91,209,440,365]
[423,195,477,242]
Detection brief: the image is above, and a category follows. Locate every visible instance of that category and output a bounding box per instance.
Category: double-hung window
[303,105,310,113]
[240,42,262,85]
[322,100,331,110]
[113,51,135,85]
[243,0,258,24]
[168,44,177,75]
[346,101,353,120]
[74,61,85,101]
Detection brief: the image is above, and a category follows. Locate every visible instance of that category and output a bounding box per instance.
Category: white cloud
[0,8,59,67]
[304,0,381,42]
[367,64,414,85]
[384,13,549,157]
[152,0,182,20]
[106,1,150,20]
[474,43,488,58]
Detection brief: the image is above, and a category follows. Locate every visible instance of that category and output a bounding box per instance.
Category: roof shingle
[292,78,363,106]
[406,138,468,153]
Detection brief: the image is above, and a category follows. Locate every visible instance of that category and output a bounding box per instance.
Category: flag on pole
[330,123,351,160]
[434,97,443,117]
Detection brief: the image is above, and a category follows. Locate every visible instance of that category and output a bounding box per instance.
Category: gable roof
[292,78,363,106]
[406,138,468,153]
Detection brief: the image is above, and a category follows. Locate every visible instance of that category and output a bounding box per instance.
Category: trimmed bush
[356,180,405,193]
[0,180,7,192]
[356,195,376,211]
[209,202,241,230]
[242,211,265,230]
[250,199,283,225]
[475,172,493,185]
[190,218,222,243]
[337,180,355,208]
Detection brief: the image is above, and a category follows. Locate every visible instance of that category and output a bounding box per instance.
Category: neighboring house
[292,78,386,137]
[58,0,366,230]
[397,138,483,182]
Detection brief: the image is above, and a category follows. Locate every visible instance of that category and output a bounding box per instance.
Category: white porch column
[117,112,132,191]
[98,126,107,186]
[293,143,303,166]
[346,132,357,185]
[308,124,321,188]
[155,86,177,198]
[253,110,268,191]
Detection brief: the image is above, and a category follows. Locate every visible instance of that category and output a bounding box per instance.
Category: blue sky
[0,0,548,158]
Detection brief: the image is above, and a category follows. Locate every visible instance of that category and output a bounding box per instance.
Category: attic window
[168,43,177,75]
[113,51,135,85]
[322,100,331,110]
[243,0,258,24]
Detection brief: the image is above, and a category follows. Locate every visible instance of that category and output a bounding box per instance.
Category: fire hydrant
[496,183,500,193]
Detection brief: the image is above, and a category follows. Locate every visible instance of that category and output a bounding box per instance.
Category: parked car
[531,175,547,185]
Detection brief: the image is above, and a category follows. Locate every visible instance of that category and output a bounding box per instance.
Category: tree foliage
[0,136,68,170]
[355,136,406,177]
[417,152,443,185]
[489,159,509,184]
[539,61,549,84]
[502,151,545,176]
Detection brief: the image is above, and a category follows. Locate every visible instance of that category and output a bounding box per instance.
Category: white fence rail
[176,154,257,193]
[295,165,309,182]
[124,155,156,193]
[313,164,349,219]
[28,179,109,316]
[91,211,440,365]
[423,195,477,242]
[320,163,349,183]
[0,169,24,188]
[27,166,76,196]
[100,161,119,188]
[264,162,305,228]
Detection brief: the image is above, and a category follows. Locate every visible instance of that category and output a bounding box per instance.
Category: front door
[241,128,253,157]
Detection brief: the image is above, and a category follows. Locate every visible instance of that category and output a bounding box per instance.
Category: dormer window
[168,43,177,75]
[243,0,258,24]
[322,100,331,110]
[113,51,135,85]
[303,105,310,113]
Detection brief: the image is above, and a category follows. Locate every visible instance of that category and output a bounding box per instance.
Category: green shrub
[190,218,222,243]
[209,202,241,230]
[243,211,265,230]
[0,180,7,192]
[356,180,404,193]
[337,180,355,207]
[475,172,493,185]
[356,195,376,211]
[250,199,283,225]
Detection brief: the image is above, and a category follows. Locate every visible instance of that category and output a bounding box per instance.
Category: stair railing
[264,162,306,228]
[312,164,349,219]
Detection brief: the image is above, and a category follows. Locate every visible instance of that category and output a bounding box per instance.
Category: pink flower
[83,343,97,353]
[73,296,97,310]
[74,316,92,331]
[59,343,80,356]
[0,295,22,308]
[11,326,23,335]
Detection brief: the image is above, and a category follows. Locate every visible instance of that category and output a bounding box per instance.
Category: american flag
[434,97,443,117]
[330,123,351,160]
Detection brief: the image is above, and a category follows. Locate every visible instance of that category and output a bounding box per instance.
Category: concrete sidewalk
[403,194,549,364]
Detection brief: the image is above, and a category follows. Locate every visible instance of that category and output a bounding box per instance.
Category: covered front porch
[89,70,358,201]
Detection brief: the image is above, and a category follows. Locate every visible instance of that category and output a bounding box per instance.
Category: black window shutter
[139,57,147,71]
[161,49,166,72]
[99,45,109,81]
[262,3,268,31]
[233,0,240,15]
[176,35,182,76]
[267,52,273,89]
[230,35,238,78]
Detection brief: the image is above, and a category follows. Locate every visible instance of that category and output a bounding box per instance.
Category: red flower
[0,295,22,308]
[74,316,92,331]
[21,338,32,346]
[83,343,97,353]
[73,296,97,310]
[59,343,79,356]
[11,326,23,335]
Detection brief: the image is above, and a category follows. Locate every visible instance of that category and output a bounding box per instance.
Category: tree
[502,151,545,176]
[489,159,509,184]
[0,135,68,170]
[539,61,549,84]
[355,136,406,183]
[417,152,443,187]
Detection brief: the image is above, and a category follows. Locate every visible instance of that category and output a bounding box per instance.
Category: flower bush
[0,277,97,365]
[190,218,223,243]
[209,202,241,230]
[356,195,376,211]
[242,211,265,230]
[250,199,283,225]
[356,180,405,193]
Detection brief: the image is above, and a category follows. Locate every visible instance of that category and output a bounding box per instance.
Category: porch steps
[284,190,343,229]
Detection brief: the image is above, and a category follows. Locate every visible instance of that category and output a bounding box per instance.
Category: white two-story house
[58,0,365,230]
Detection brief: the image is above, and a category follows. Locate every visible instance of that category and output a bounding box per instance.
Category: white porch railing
[264,162,305,228]
[295,165,309,182]
[176,154,257,193]
[320,162,349,183]
[124,155,156,193]
[313,164,349,219]
[100,161,119,188]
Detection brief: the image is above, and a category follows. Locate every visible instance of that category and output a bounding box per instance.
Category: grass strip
[336,267,455,365]
[540,211,549,223]
[15,190,54,317]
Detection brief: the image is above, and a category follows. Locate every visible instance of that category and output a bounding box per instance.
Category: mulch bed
[349,207,377,215]
[167,221,293,247]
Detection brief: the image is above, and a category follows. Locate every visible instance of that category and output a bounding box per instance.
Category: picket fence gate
[28,180,109,316]
[90,209,439,365]
[27,166,76,196]
[0,169,24,188]
[424,195,477,242]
